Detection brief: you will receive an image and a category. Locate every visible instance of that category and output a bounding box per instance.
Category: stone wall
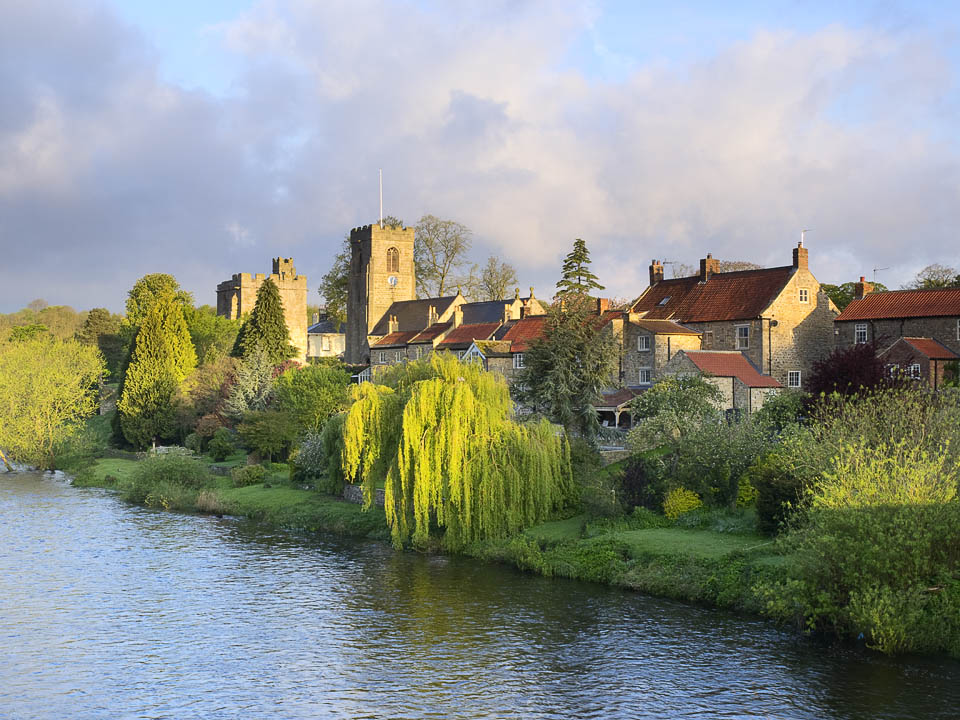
[621,323,701,386]
[345,224,416,364]
[342,483,385,507]
[307,332,346,358]
[836,316,960,356]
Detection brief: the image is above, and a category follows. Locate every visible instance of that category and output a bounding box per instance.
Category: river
[1,471,958,719]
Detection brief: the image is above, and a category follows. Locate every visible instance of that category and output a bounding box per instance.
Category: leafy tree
[125,273,193,327]
[273,363,351,432]
[341,354,573,549]
[173,356,237,436]
[27,298,48,312]
[75,308,124,376]
[237,410,298,462]
[8,324,50,342]
[414,214,473,298]
[0,336,104,469]
[475,256,519,301]
[555,238,604,298]
[224,345,276,420]
[903,263,960,289]
[806,342,888,398]
[820,281,889,310]
[232,278,296,365]
[117,296,197,448]
[184,304,241,364]
[626,374,723,452]
[513,296,619,438]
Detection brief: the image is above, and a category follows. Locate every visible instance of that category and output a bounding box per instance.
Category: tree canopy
[125,273,193,327]
[475,256,518,301]
[0,336,104,469]
[117,295,197,448]
[341,353,573,549]
[233,278,296,365]
[184,304,241,364]
[555,238,604,298]
[820,281,889,310]
[903,263,960,289]
[414,214,473,298]
[513,295,619,438]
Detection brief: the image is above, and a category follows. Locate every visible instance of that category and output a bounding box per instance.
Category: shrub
[194,414,223,442]
[231,464,267,487]
[237,409,298,462]
[619,453,668,512]
[663,487,702,520]
[736,477,758,508]
[124,454,210,505]
[208,427,234,462]
[184,433,202,454]
[291,414,346,494]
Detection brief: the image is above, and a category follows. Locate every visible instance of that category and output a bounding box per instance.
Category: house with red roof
[628,243,837,390]
[662,350,783,414]
[878,337,959,390]
[834,279,960,366]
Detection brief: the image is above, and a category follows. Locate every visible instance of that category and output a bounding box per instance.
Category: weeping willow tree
[341,353,573,549]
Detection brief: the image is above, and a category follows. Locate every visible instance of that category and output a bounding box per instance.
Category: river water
[1,472,958,720]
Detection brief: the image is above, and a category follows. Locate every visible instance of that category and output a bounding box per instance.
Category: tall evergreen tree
[233,278,296,365]
[117,296,197,448]
[555,238,604,298]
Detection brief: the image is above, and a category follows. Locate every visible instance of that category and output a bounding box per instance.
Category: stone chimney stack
[453,305,463,328]
[596,298,610,314]
[793,241,809,270]
[388,315,399,334]
[427,305,438,326]
[699,253,719,282]
[854,276,874,301]
[312,312,319,325]
[649,260,664,286]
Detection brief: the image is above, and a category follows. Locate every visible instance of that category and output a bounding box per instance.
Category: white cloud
[1,1,959,312]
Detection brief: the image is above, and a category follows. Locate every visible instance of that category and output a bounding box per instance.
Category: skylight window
[657,296,671,306]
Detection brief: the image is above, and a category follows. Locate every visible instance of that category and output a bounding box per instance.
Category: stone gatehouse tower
[345,223,416,363]
[216,257,308,361]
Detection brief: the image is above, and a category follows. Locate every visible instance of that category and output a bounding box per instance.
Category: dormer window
[386,247,400,273]
[657,296,671,306]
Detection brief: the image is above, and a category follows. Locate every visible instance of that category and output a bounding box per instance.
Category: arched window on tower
[386,247,400,273]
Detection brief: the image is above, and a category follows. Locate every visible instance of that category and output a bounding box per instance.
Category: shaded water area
[2,472,959,719]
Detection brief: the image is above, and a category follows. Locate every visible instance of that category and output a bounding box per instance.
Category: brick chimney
[596,298,610,314]
[453,305,463,328]
[388,315,399,334]
[793,241,809,270]
[649,259,664,286]
[854,276,873,301]
[699,253,719,282]
[427,305,438,326]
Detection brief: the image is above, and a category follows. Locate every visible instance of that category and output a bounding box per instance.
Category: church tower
[345,223,416,363]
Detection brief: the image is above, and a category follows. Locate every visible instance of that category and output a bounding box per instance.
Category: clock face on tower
[388,275,398,287]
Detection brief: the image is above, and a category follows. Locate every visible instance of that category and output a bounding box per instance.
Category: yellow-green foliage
[341,354,573,549]
[736,477,758,508]
[663,487,702,520]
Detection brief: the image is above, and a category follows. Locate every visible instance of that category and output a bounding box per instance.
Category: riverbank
[68,454,786,617]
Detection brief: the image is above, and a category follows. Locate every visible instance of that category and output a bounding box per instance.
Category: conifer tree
[117,296,197,448]
[555,238,604,298]
[233,278,296,365]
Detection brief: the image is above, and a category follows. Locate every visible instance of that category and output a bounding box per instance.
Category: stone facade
[216,257,308,361]
[345,224,416,364]
[661,351,779,414]
[621,321,701,387]
[836,317,960,355]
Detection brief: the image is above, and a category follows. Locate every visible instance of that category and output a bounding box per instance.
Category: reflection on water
[1,472,958,719]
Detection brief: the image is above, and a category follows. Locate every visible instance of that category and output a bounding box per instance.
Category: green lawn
[612,527,775,560]
[524,514,585,544]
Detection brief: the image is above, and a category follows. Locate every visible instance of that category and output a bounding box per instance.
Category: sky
[2,0,960,313]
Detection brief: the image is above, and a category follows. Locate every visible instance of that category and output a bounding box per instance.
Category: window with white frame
[799,288,809,303]
[378,351,386,363]
[396,350,403,362]
[787,370,801,388]
[637,335,651,352]
[416,345,424,359]
[457,350,466,360]
[855,323,868,344]
[910,363,922,379]
[736,325,750,349]
[886,363,898,378]
[638,368,652,385]
[513,353,525,369]
[321,336,331,351]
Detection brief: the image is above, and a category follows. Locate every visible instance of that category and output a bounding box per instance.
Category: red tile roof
[596,388,641,410]
[593,309,623,330]
[902,337,960,360]
[409,322,451,343]
[437,322,501,348]
[684,350,783,388]
[372,331,420,347]
[835,288,960,321]
[500,315,548,352]
[630,319,700,335]
[631,266,795,322]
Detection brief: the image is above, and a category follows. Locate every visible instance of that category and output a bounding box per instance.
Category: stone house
[629,243,837,390]
[877,337,959,390]
[661,350,782,414]
[621,319,701,388]
[306,312,345,359]
[834,281,960,358]
[216,257,308,361]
